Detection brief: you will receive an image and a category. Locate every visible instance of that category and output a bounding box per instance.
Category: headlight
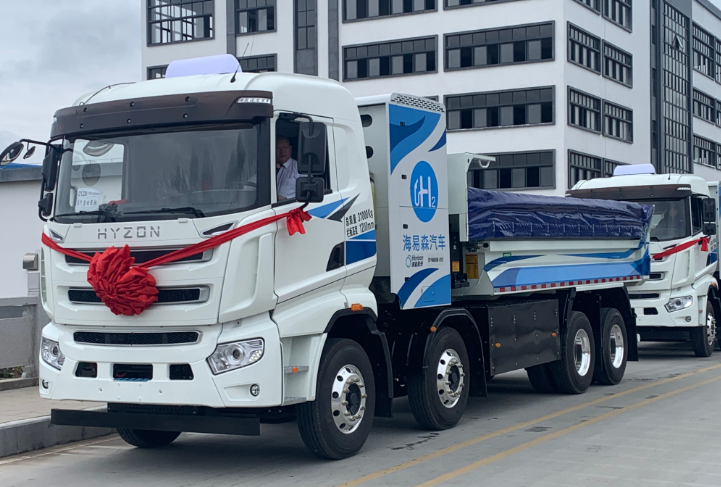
[665,296,693,312]
[207,339,264,375]
[41,337,65,370]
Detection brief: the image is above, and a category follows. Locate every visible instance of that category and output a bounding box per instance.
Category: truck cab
[568,165,721,356]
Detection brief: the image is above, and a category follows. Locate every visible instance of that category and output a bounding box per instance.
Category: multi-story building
[141,0,721,194]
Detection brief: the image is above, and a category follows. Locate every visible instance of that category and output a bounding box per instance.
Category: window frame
[567,22,601,74]
[238,54,278,73]
[568,87,602,134]
[602,0,632,32]
[443,0,524,11]
[693,89,715,125]
[471,150,556,191]
[693,134,717,168]
[235,0,276,36]
[343,35,438,82]
[444,21,555,72]
[602,40,633,87]
[571,0,601,13]
[692,22,715,80]
[444,86,556,133]
[343,0,437,23]
[603,100,633,143]
[147,65,168,80]
[146,0,215,47]
[568,150,625,188]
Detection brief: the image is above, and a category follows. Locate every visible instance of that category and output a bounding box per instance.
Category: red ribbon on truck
[651,236,709,261]
[41,207,312,316]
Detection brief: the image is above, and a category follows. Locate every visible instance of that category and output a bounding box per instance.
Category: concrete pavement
[1,342,721,486]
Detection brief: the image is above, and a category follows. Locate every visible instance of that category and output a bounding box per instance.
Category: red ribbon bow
[652,236,709,261]
[41,208,312,316]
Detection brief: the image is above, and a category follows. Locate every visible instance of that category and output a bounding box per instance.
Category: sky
[0,0,141,164]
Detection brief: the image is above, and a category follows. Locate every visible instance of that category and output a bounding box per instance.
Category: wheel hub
[330,365,367,435]
[574,329,592,377]
[436,349,465,409]
[609,324,625,369]
[707,312,717,347]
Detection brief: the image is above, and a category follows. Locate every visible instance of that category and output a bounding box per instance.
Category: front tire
[692,302,716,358]
[297,338,375,460]
[117,429,180,448]
[593,308,628,385]
[550,311,595,394]
[408,327,470,430]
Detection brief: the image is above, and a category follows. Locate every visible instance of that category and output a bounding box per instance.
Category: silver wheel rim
[609,324,625,369]
[574,329,592,377]
[436,349,465,409]
[330,364,367,435]
[707,311,717,347]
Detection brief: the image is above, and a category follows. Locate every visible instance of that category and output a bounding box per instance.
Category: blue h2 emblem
[410,161,438,223]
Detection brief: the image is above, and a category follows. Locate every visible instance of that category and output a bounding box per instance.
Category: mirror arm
[18,138,53,149]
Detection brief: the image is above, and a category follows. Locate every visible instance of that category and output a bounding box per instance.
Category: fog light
[250,384,260,397]
[686,316,692,322]
[41,380,49,389]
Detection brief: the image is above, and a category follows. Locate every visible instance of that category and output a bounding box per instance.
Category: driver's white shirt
[276,157,300,199]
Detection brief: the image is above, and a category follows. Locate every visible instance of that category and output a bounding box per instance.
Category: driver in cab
[276,136,300,201]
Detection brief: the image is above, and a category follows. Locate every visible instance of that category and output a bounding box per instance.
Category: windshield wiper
[123,207,205,218]
[54,208,117,223]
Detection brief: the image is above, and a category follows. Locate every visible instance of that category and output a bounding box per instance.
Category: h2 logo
[410,161,438,223]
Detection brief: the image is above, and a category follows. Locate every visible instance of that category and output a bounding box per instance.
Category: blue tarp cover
[467,188,654,240]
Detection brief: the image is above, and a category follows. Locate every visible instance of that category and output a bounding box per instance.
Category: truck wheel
[117,429,180,448]
[526,363,559,393]
[692,302,716,358]
[593,308,628,386]
[408,327,470,430]
[296,338,375,460]
[550,311,595,394]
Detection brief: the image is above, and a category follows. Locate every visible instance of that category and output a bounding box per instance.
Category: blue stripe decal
[414,274,451,307]
[711,249,718,265]
[397,268,437,307]
[389,104,441,174]
[308,198,347,219]
[351,230,376,240]
[484,255,540,272]
[492,256,649,288]
[429,131,446,152]
[346,240,376,265]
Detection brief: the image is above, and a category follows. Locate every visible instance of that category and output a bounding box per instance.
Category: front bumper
[631,289,699,329]
[39,314,283,408]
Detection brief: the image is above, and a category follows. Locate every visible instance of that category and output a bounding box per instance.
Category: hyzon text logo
[410,161,438,222]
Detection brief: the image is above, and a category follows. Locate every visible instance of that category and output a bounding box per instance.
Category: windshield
[54,123,269,223]
[630,198,690,242]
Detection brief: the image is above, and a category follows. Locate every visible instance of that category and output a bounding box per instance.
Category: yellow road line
[337,363,721,487]
[416,373,721,486]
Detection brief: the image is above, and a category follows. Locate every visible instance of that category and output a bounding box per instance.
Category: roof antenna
[231,43,252,83]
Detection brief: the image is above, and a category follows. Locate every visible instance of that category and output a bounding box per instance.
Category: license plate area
[113,364,153,381]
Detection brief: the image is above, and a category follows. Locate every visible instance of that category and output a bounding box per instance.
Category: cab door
[273,115,347,302]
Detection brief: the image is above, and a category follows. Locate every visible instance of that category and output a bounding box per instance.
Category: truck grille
[68,287,208,305]
[65,248,212,266]
[629,293,660,300]
[74,331,200,346]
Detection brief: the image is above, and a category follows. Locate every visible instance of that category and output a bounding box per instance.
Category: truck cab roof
[569,173,712,199]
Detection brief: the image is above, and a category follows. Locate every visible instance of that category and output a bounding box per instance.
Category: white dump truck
[568,166,721,357]
[1,55,651,459]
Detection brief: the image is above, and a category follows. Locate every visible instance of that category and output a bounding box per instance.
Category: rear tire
[692,302,716,358]
[593,308,628,386]
[526,363,559,393]
[550,311,595,394]
[297,338,375,460]
[117,429,180,448]
[408,327,470,430]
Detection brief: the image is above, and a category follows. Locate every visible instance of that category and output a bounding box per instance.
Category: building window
[445,87,554,131]
[568,151,623,187]
[715,39,721,84]
[568,23,600,73]
[147,0,213,45]
[692,23,714,78]
[295,0,317,75]
[572,0,600,12]
[693,135,716,167]
[239,54,277,73]
[344,0,435,21]
[716,100,721,126]
[693,89,715,124]
[344,36,436,80]
[445,22,553,71]
[445,0,522,7]
[236,0,275,35]
[603,41,632,87]
[568,88,601,133]
[603,101,633,142]
[471,151,555,190]
[147,65,168,80]
[603,0,631,31]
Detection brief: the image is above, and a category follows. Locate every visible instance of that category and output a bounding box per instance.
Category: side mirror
[703,197,716,223]
[0,141,25,166]
[38,193,53,218]
[295,177,325,204]
[297,121,327,175]
[42,146,61,192]
[23,146,37,160]
[704,222,717,236]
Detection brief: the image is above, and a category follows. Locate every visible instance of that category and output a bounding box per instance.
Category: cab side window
[275,118,332,202]
[691,197,704,235]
